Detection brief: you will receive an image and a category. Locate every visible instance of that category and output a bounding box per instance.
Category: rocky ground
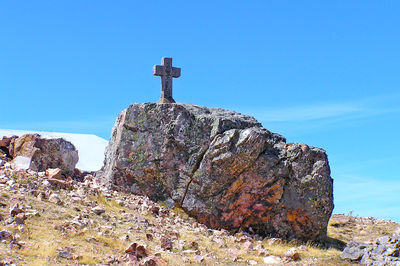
[0,162,398,265]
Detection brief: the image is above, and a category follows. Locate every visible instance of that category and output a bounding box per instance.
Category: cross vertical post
[153,57,181,103]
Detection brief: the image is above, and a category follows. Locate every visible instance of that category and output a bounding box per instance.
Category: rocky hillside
[1,161,399,265]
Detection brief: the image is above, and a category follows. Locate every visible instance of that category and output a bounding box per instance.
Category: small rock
[47,178,72,189]
[26,209,40,218]
[10,203,24,217]
[6,217,15,224]
[175,240,186,251]
[38,171,46,177]
[141,255,167,265]
[266,238,282,246]
[283,247,300,261]
[125,243,148,259]
[120,235,130,241]
[161,237,173,251]
[298,244,308,251]
[248,260,258,265]
[151,206,160,216]
[48,193,62,205]
[0,229,12,240]
[212,237,225,247]
[393,227,400,237]
[91,206,105,215]
[340,241,369,261]
[14,213,26,225]
[193,255,204,262]
[37,191,46,201]
[190,241,199,250]
[227,248,240,262]
[242,240,253,250]
[43,180,51,187]
[263,255,282,264]
[58,247,72,259]
[254,244,268,256]
[46,168,62,179]
[146,233,153,241]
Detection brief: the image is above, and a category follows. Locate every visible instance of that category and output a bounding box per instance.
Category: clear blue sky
[1,1,399,222]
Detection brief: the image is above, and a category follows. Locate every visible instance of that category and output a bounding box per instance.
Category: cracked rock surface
[98,103,334,240]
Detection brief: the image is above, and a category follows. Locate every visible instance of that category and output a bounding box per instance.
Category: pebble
[263,255,282,264]
[283,247,300,261]
[48,193,62,204]
[91,206,105,215]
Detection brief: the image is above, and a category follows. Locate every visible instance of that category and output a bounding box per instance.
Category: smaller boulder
[9,134,78,173]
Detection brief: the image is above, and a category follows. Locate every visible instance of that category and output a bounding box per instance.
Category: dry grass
[0,177,398,265]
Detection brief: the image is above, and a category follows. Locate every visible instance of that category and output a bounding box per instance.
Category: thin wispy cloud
[334,174,400,222]
[252,103,364,122]
[238,94,400,123]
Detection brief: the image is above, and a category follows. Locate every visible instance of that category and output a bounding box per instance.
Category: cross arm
[153,65,165,76]
[172,67,181,78]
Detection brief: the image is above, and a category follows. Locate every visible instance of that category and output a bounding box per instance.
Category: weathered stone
[98,103,334,240]
[46,168,62,179]
[340,241,369,261]
[341,235,400,265]
[8,134,78,173]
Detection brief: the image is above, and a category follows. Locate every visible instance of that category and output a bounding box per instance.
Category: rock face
[341,235,400,265]
[0,134,79,173]
[98,103,334,240]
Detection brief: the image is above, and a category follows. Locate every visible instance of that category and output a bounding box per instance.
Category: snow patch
[12,156,31,170]
[0,129,108,171]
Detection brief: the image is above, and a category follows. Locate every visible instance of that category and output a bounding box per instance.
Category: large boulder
[0,134,79,173]
[98,103,334,240]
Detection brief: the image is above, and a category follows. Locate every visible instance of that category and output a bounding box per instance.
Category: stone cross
[153,57,181,103]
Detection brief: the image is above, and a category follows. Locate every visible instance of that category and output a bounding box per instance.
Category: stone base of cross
[157,97,174,104]
[153,57,181,103]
